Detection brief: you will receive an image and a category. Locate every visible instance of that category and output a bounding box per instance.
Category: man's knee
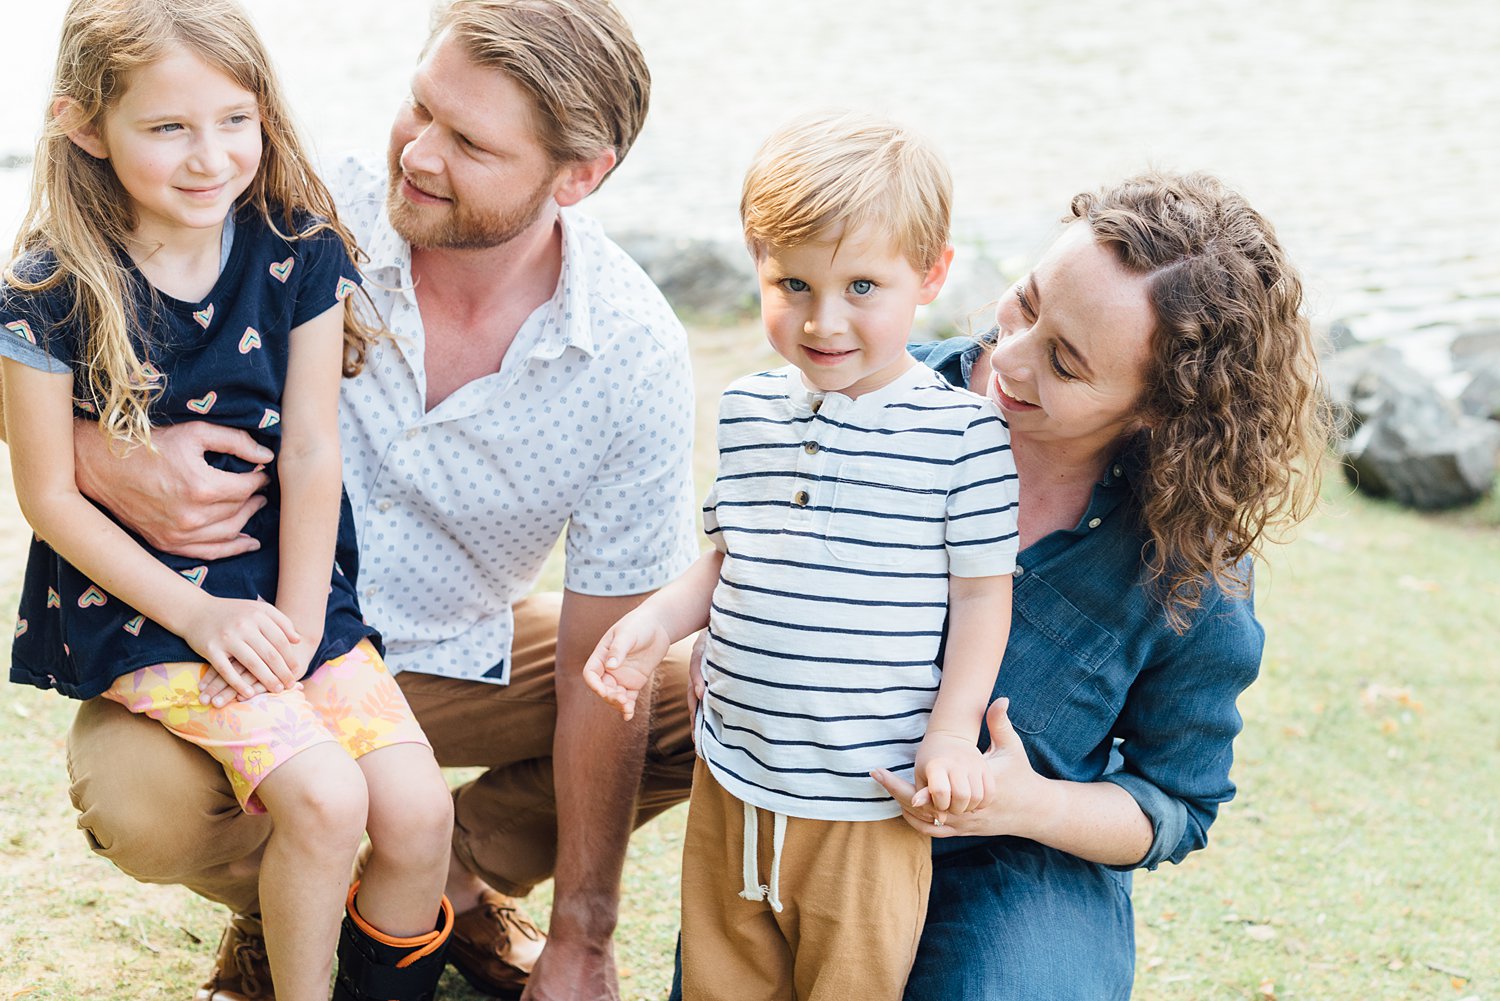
[67,698,270,885]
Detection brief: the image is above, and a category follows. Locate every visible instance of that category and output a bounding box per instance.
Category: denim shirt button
[1088,517,1102,529]
[1112,464,1124,478]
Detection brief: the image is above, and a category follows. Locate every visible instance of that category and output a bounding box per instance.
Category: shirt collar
[364,202,598,360]
[529,208,597,360]
[361,187,414,291]
[783,357,931,418]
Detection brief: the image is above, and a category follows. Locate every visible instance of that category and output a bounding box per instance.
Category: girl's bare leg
[253,743,369,1000]
[352,743,453,935]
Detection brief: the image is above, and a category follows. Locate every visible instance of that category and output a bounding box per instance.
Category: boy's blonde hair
[430,0,649,182]
[6,0,379,450]
[740,111,952,272]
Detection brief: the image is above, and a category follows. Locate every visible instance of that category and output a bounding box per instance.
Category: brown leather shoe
[446,891,546,999]
[195,912,274,1001]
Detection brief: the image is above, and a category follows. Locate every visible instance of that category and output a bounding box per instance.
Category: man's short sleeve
[563,337,699,595]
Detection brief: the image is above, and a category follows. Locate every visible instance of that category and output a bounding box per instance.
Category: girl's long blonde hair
[5,0,379,449]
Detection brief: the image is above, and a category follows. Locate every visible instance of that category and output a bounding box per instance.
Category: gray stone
[614,232,758,322]
[1450,324,1500,363]
[1458,358,1500,422]
[1323,317,1359,355]
[1327,349,1500,510]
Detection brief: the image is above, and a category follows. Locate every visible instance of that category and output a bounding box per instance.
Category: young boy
[583,111,1019,999]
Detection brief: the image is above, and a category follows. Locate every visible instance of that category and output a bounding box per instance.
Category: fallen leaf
[1380,718,1400,735]
[1257,976,1277,998]
[1246,924,1277,942]
[1387,959,1405,971]
[1396,574,1439,592]
[11,702,29,719]
[1145,956,1165,970]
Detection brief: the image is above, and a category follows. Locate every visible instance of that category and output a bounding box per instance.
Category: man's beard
[386,157,553,251]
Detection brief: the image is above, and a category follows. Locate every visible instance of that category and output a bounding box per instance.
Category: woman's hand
[873,697,1043,838]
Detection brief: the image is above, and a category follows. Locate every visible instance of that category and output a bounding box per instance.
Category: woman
[673,170,1328,999]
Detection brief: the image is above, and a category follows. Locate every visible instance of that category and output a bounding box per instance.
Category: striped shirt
[697,361,1020,821]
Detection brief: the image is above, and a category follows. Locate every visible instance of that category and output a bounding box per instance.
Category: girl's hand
[911,731,992,821]
[199,669,269,708]
[873,697,1041,838]
[181,597,300,702]
[581,613,672,721]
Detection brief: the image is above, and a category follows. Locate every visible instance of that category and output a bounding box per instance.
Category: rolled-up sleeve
[1103,584,1264,870]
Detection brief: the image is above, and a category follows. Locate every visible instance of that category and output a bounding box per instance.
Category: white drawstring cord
[737,800,787,913]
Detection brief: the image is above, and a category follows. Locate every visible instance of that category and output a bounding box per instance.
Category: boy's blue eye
[153,123,183,134]
[850,280,874,295]
[782,278,809,293]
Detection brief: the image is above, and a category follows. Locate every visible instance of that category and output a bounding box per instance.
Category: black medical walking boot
[332,883,455,1001]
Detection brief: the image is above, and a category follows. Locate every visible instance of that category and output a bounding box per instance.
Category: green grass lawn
[1,324,1497,999]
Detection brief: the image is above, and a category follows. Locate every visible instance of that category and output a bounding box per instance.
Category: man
[50,1,699,998]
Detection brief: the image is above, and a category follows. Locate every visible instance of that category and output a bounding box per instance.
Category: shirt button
[404,427,420,441]
[1088,517,1102,529]
[377,499,394,512]
[1112,465,1124,478]
[363,586,378,598]
[803,441,820,455]
[1013,565,1025,577]
[793,490,810,506]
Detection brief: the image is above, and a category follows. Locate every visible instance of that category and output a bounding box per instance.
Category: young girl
[0,2,453,999]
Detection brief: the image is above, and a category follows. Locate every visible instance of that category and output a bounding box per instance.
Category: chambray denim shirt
[911,337,1263,871]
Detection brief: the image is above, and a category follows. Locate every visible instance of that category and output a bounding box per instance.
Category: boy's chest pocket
[822,461,943,566]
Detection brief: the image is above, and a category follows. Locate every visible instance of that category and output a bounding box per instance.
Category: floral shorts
[103,639,429,814]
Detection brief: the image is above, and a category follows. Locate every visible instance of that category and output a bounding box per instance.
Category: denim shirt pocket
[998,571,1121,735]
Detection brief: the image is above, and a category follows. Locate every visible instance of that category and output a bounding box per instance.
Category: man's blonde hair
[431,0,649,181]
[741,111,952,271]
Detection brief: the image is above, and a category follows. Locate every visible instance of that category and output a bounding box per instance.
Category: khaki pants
[680,760,931,1001]
[65,593,697,915]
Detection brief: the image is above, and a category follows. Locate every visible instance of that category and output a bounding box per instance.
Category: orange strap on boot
[333,882,456,1001]
[344,882,455,967]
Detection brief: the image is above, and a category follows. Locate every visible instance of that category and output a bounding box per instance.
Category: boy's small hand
[913,731,991,819]
[581,615,671,722]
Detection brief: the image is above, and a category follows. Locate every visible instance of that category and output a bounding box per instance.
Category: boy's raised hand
[179,596,301,705]
[911,731,993,822]
[582,613,672,722]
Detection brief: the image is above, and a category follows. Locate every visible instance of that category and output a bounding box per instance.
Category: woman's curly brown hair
[1070,171,1332,632]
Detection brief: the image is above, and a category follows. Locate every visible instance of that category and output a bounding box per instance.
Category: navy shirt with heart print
[0,206,379,699]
